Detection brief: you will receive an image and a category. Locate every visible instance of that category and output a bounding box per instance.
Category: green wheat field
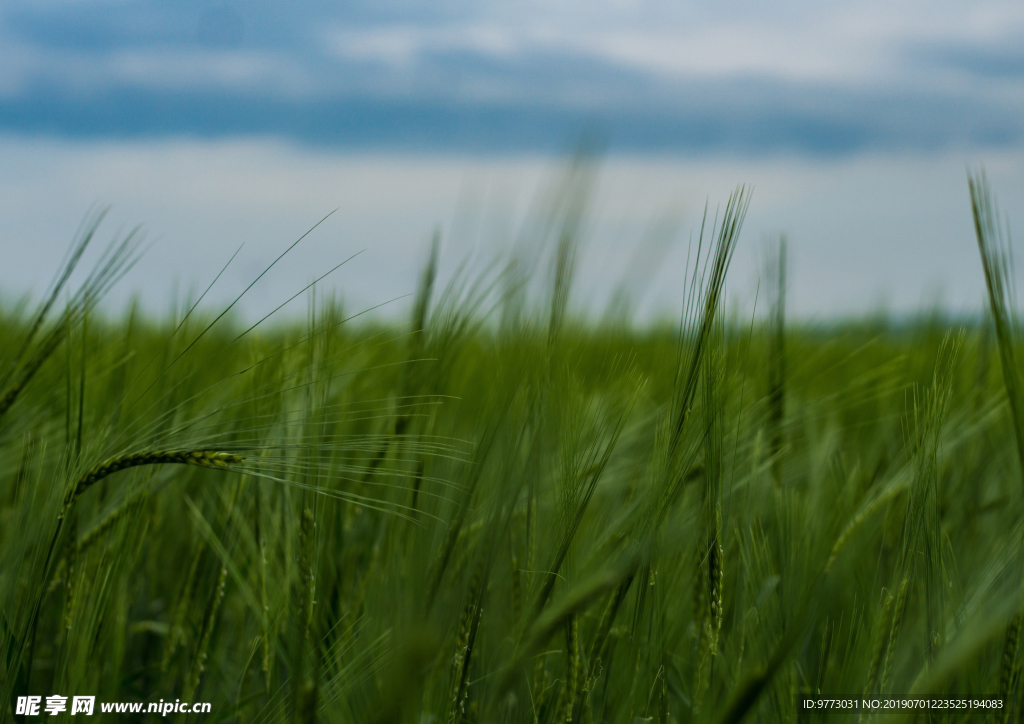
[2,169,1024,723]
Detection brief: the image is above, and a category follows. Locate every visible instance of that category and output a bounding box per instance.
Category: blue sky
[1,1,1023,321]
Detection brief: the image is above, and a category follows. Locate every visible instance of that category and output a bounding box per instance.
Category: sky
[1,1,1023,322]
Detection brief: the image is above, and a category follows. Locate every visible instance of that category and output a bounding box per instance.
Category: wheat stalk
[971,170,1024,719]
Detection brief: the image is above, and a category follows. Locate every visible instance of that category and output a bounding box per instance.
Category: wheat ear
[293,505,318,721]
[161,546,205,674]
[563,613,580,723]
[76,495,147,554]
[61,513,79,640]
[258,518,271,693]
[530,654,549,724]
[586,579,630,685]
[826,482,907,573]
[446,567,484,724]
[864,590,894,694]
[998,613,1022,723]
[184,566,228,701]
[708,507,724,656]
[69,450,243,503]
[511,554,522,624]
[858,589,895,723]
[880,577,910,696]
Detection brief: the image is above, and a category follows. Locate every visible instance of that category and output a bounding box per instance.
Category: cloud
[913,41,1024,81]
[0,1,1022,154]
[327,25,520,66]
[0,39,315,99]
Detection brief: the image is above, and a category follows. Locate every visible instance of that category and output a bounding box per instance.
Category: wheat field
[1,172,1023,723]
